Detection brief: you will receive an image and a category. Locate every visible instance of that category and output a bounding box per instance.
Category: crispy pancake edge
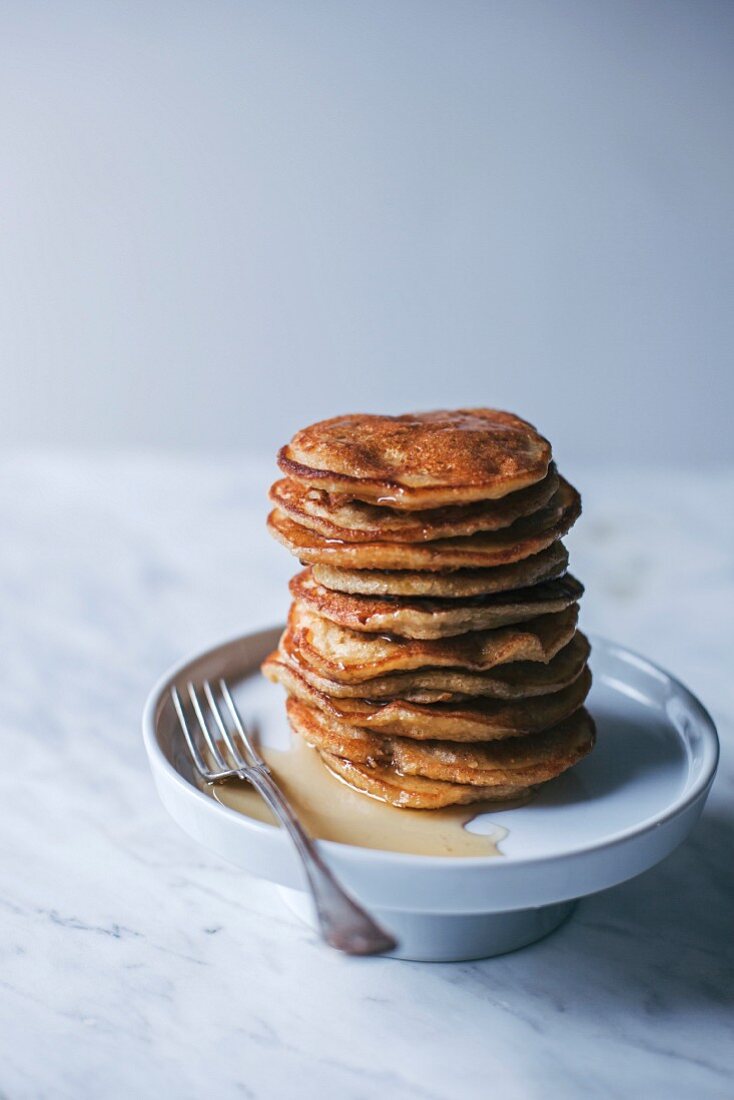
[267,478,581,571]
[262,652,593,740]
[311,542,570,597]
[277,629,592,700]
[269,464,560,543]
[290,567,584,639]
[290,601,580,683]
[287,697,596,787]
[320,751,532,808]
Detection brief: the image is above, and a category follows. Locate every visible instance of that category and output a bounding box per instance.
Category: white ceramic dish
[142,628,718,961]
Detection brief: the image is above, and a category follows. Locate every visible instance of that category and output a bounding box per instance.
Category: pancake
[279,410,551,509]
[279,628,591,701]
[262,653,592,740]
[288,698,595,788]
[290,567,584,639]
[321,752,530,808]
[313,543,570,598]
[267,478,580,572]
[269,464,560,543]
[289,601,579,684]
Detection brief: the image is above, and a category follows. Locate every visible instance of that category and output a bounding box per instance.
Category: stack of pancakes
[263,409,594,810]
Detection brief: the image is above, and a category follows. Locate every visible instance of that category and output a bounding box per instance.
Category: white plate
[142,628,718,961]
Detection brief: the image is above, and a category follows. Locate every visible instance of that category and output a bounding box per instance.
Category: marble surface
[1,453,732,1100]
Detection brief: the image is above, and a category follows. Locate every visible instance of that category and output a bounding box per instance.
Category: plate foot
[276,886,577,962]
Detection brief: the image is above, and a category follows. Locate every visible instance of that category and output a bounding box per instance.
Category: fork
[171,679,397,956]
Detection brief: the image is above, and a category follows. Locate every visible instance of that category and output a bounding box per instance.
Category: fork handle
[242,766,397,956]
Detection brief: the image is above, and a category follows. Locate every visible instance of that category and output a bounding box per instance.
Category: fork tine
[218,679,266,768]
[187,682,228,772]
[203,680,250,771]
[171,686,211,777]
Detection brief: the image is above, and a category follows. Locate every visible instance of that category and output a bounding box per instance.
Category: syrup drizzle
[209,736,511,858]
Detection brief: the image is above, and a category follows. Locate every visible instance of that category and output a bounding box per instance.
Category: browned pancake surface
[279,409,551,507]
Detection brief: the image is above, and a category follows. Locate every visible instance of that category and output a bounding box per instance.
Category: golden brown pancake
[269,465,559,543]
[289,601,579,684]
[262,652,592,741]
[290,567,583,639]
[279,626,591,701]
[278,409,552,508]
[268,478,580,572]
[312,543,570,598]
[288,697,595,788]
[321,752,530,808]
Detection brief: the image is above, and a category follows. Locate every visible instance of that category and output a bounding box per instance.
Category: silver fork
[171,679,397,956]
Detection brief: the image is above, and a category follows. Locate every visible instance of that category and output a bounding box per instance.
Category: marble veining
[0,453,732,1099]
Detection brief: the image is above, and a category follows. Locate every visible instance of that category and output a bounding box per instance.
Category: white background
[2,0,732,461]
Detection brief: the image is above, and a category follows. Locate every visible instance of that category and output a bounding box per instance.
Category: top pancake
[269,464,559,543]
[278,409,552,508]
